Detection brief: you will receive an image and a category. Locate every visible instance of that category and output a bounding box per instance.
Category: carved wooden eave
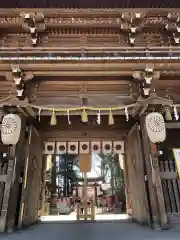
[132,93,173,116]
[0,9,180,110]
[0,8,180,50]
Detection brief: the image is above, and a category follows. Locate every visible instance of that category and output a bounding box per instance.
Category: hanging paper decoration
[67,109,71,124]
[145,112,166,143]
[50,109,57,125]
[125,108,129,121]
[81,108,88,123]
[46,155,53,171]
[102,141,112,154]
[108,109,114,125]
[67,142,79,154]
[165,108,172,121]
[44,142,55,154]
[91,141,101,154]
[56,142,67,154]
[97,110,101,124]
[79,142,90,154]
[1,114,21,145]
[173,106,179,120]
[38,108,41,122]
[113,141,124,154]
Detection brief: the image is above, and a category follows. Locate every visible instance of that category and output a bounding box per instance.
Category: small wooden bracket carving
[5,68,34,101]
[165,13,180,45]
[20,12,46,46]
[121,11,145,45]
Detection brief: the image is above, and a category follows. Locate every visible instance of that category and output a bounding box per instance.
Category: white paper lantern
[1,114,21,145]
[145,112,166,143]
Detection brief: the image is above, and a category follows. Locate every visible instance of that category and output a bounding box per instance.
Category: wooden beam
[0,63,180,72]
[166,122,180,129]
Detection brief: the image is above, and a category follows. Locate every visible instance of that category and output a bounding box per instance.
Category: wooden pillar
[94,183,97,206]
[51,155,56,196]
[39,155,47,216]
[140,116,169,229]
[83,173,88,220]
[122,152,131,215]
[0,146,16,232]
[18,126,32,229]
[150,142,169,228]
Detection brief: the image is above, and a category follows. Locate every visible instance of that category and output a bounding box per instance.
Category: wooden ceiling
[0,0,179,8]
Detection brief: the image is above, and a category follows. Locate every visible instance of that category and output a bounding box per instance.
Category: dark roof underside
[0,0,180,8]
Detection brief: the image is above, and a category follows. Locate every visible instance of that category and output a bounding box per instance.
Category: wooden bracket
[20,12,45,46]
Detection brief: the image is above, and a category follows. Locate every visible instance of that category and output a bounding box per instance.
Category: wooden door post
[150,142,169,229]
[18,126,32,228]
[140,116,169,229]
[0,146,16,232]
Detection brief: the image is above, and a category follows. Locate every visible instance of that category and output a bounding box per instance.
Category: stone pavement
[0,222,180,240]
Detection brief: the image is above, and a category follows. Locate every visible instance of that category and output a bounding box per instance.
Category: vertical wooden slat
[159,160,171,213]
[39,155,47,216]
[140,116,168,229]
[125,124,150,225]
[169,160,180,213]
[164,160,176,213]
[150,143,168,229]
[122,152,131,215]
[18,126,32,228]
[0,146,15,232]
[140,117,160,227]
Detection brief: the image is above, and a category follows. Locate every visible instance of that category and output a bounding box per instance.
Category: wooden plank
[125,124,150,225]
[166,122,180,129]
[159,161,171,214]
[140,117,168,229]
[79,154,92,173]
[150,143,169,229]
[160,171,178,180]
[18,126,32,228]
[0,175,8,183]
[169,160,180,213]
[0,146,15,232]
[164,160,176,213]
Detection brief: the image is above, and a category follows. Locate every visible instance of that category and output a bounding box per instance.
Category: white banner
[91,141,101,154]
[67,142,79,154]
[102,141,112,154]
[79,142,90,154]
[56,142,67,154]
[44,142,55,155]
[113,141,124,154]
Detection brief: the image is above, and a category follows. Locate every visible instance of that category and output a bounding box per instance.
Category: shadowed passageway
[0,223,180,240]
